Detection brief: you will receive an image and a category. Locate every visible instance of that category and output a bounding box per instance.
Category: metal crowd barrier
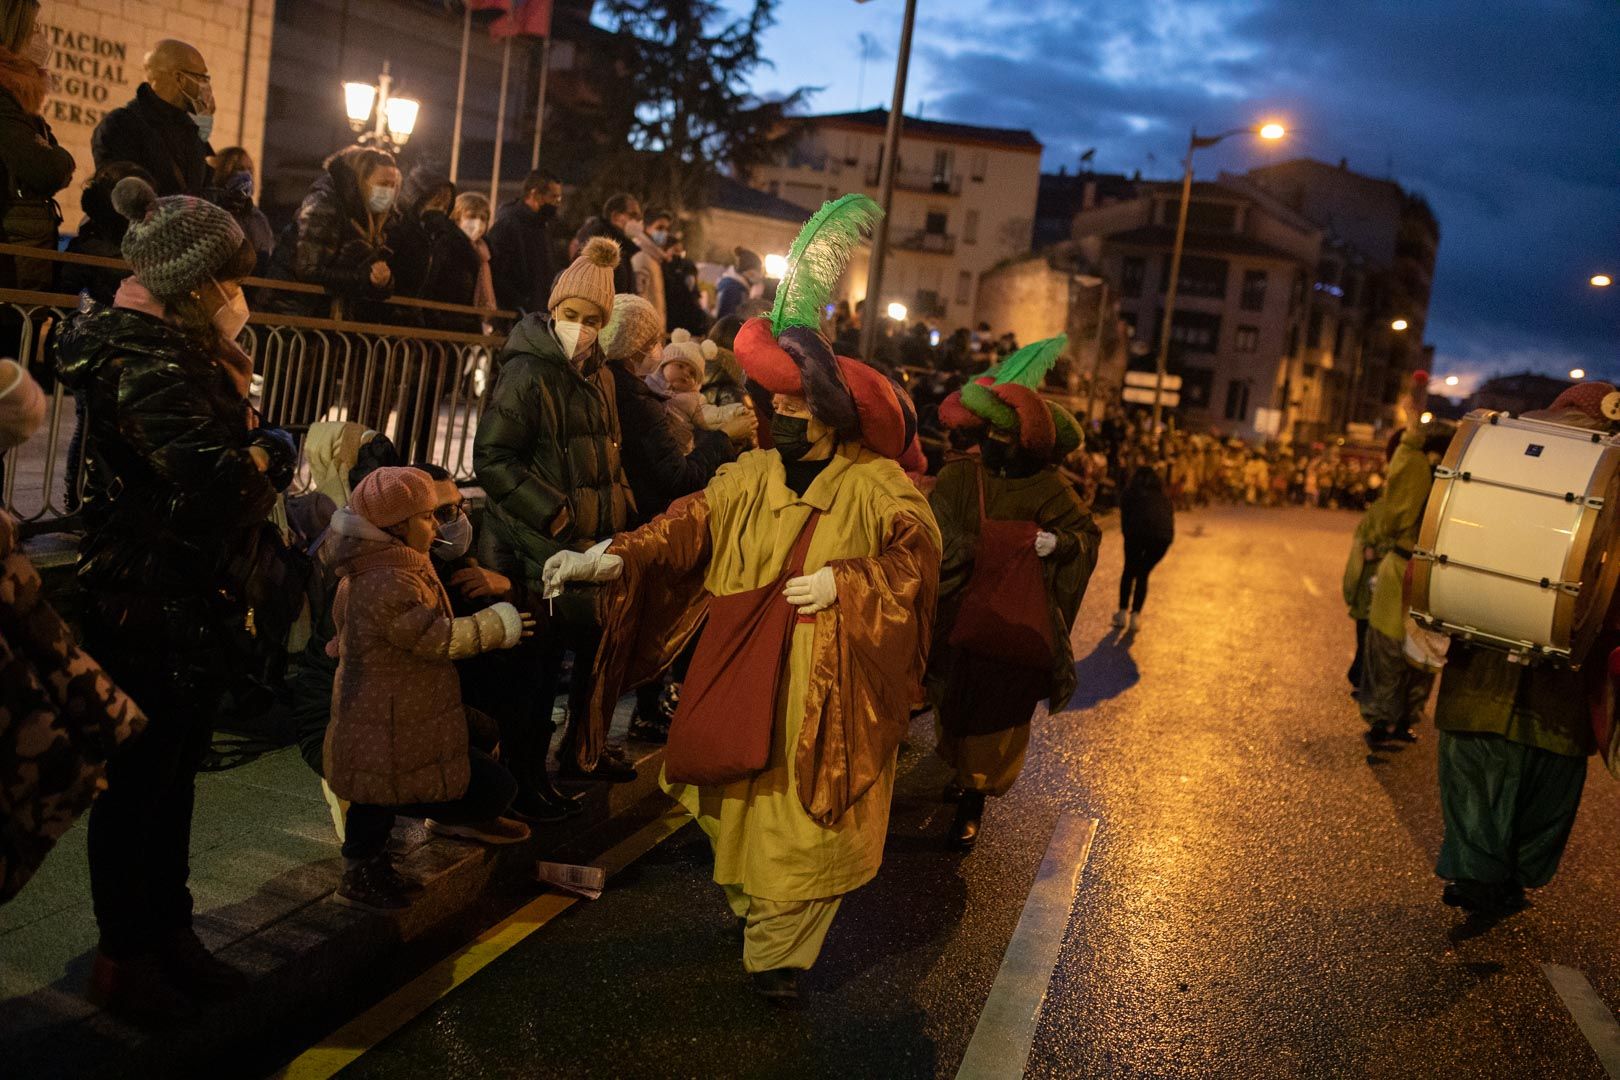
[0,245,515,528]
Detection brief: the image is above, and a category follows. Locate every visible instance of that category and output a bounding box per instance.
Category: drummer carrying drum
[1429,381,1620,917]
[1352,372,1454,744]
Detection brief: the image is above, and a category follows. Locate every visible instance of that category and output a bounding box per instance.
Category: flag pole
[529,34,551,171]
[449,4,472,183]
[489,34,512,206]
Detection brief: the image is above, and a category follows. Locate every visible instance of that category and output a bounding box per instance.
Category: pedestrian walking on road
[551,195,941,1004]
[1433,384,1617,917]
[1114,453,1176,631]
[324,467,532,913]
[929,337,1101,849]
[54,176,298,1024]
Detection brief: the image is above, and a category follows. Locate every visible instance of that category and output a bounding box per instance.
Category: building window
[1224,379,1251,422]
[956,270,972,305]
[925,210,949,236]
[1120,256,1145,298]
[915,289,943,318]
[1234,325,1259,353]
[970,151,987,181]
[1240,269,1267,311]
[963,209,979,245]
[1307,309,1324,348]
[932,148,954,184]
[1160,309,1221,353]
[844,134,860,165]
[1159,254,1228,299]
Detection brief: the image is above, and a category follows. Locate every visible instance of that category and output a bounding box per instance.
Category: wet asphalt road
[301,506,1620,1079]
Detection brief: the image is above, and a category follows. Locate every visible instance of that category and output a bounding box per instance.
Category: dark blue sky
[723,0,1618,391]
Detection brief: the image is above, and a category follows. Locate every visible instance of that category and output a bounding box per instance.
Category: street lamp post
[343,61,420,152]
[1150,123,1285,430]
[857,0,919,365]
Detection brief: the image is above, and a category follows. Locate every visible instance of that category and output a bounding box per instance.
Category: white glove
[1034,531,1058,558]
[783,566,837,614]
[540,539,623,599]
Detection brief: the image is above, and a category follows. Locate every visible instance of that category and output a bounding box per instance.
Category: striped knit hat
[112,177,245,302]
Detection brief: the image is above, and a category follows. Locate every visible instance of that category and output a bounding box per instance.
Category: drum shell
[1409,411,1620,667]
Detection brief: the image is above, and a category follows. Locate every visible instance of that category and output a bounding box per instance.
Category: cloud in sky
[723,0,1619,381]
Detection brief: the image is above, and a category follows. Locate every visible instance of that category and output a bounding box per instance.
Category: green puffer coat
[473,315,632,590]
[1357,428,1433,641]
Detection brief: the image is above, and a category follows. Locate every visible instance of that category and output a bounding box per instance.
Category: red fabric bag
[947,467,1055,669]
[664,513,822,786]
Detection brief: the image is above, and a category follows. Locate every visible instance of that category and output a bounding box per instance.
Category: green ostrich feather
[769,193,884,335]
[992,334,1069,390]
[959,381,1017,430]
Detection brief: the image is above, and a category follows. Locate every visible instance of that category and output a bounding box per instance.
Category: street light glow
[887,302,908,321]
[343,81,377,126]
[1419,411,1434,424]
[1593,274,1613,288]
[1444,375,1460,387]
[384,96,420,141]
[1258,123,1286,140]
[1390,318,1409,331]
[1571,368,1587,380]
[763,253,789,279]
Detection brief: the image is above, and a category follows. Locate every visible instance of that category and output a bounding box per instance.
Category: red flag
[491,0,551,38]
[463,0,509,10]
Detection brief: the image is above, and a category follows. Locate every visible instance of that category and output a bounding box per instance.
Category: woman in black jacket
[1114,454,1176,631]
[263,145,400,321]
[55,177,296,1025]
[202,146,275,274]
[389,167,481,331]
[0,4,75,292]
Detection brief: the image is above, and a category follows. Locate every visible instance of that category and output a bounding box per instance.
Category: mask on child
[210,281,251,341]
[431,511,473,561]
[553,320,597,359]
[226,170,255,198]
[367,185,397,213]
[459,218,486,243]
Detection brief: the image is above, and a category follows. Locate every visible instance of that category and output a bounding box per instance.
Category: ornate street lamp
[343,61,420,151]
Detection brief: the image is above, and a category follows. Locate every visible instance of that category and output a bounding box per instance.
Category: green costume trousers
[1436,730,1586,888]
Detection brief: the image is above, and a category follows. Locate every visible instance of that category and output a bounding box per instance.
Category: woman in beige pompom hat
[472,236,641,809]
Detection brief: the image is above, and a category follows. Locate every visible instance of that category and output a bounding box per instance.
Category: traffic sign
[1123,370,1183,391]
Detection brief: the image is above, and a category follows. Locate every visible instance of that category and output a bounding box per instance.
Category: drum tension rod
[1434,467,1606,508]
[1413,549,1584,594]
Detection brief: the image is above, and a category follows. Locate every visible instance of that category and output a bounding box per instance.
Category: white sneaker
[1129,612,1144,631]
[1111,609,1129,628]
[321,778,349,843]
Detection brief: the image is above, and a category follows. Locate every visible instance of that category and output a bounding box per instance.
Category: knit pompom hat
[601,293,662,361]
[549,236,620,315]
[660,327,717,384]
[350,466,445,529]
[112,177,245,302]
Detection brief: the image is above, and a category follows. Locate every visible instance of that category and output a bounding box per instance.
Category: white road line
[956,814,1099,1080]
[1543,964,1620,1078]
[1301,574,1322,597]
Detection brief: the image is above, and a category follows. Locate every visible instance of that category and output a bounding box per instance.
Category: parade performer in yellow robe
[542,195,941,1004]
[927,337,1101,848]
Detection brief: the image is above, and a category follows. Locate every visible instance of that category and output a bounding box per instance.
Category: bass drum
[1409,410,1620,667]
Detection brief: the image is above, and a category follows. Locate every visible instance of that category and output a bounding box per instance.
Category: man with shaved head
[91,38,214,195]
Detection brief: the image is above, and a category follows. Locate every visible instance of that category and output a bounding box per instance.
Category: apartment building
[748,109,1042,327]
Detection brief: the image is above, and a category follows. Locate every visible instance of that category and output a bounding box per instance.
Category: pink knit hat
[349,466,443,528]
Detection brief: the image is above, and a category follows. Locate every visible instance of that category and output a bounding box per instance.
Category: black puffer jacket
[473,315,632,589]
[55,305,281,595]
[487,199,557,314]
[606,357,732,523]
[90,84,210,196]
[1120,467,1175,544]
[389,169,481,331]
[263,149,396,320]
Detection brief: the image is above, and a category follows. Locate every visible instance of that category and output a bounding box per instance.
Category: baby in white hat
[649,329,754,453]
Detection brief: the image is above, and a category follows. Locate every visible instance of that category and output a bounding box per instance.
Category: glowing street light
[1593,274,1613,288]
[1420,411,1435,424]
[1570,368,1587,380]
[1152,119,1288,429]
[1390,318,1409,332]
[1444,375,1460,387]
[886,301,909,322]
[343,61,419,150]
[763,253,789,279]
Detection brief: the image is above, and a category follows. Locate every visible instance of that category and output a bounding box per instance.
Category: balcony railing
[891,230,958,256]
[863,164,963,195]
[0,243,512,528]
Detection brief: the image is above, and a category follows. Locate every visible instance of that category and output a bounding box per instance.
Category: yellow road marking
[268,807,690,1080]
